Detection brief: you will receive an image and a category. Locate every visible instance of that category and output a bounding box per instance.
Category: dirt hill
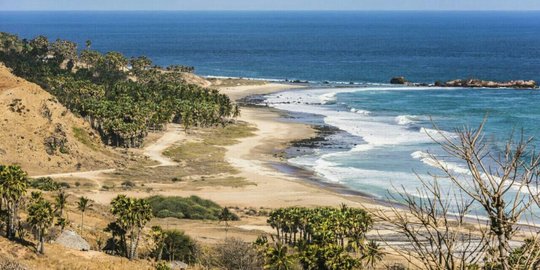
[0,236,153,270]
[0,64,121,175]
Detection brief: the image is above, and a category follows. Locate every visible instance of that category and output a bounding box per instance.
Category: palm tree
[151,226,166,261]
[0,165,28,240]
[27,193,54,254]
[54,190,70,231]
[362,240,384,269]
[54,190,69,218]
[77,196,92,235]
[265,242,296,270]
[110,195,153,260]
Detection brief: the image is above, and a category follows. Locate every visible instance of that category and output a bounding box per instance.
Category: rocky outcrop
[443,79,537,89]
[389,76,537,89]
[390,77,408,84]
[55,230,90,251]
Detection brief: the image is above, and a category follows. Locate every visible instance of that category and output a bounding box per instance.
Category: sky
[1,0,540,11]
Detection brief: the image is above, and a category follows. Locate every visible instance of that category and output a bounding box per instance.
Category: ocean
[265,87,540,212]
[1,11,540,210]
[0,11,539,83]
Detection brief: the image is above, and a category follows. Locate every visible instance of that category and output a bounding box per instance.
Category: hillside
[0,236,153,270]
[0,64,120,175]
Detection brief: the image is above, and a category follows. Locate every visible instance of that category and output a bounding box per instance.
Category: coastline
[215,82,387,210]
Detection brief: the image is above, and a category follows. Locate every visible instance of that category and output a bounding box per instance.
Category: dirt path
[30,124,185,179]
[145,124,184,168]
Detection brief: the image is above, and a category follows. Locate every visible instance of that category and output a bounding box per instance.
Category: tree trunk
[80,212,84,235]
[133,227,142,260]
[157,243,164,261]
[497,232,510,270]
[7,202,16,240]
[38,229,45,254]
[128,229,136,260]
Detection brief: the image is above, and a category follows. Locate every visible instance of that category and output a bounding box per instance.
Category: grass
[189,176,255,188]
[207,77,267,87]
[162,122,257,176]
[108,122,257,186]
[53,177,98,190]
[72,126,102,152]
[200,122,257,146]
[164,142,239,175]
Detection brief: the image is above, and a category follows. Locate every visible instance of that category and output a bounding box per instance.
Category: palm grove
[0,32,239,148]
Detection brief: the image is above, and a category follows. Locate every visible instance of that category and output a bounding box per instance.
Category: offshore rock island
[391,76,538,89]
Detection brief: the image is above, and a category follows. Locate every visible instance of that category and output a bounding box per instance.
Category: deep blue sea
[2,11,540,211]
[0,11,539,83]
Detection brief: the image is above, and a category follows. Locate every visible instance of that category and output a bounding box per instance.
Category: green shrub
[121,180,135,189]
[155,261,171,270]
[29,177,61,191]
[148,195,238,221]
[160,230,198,264]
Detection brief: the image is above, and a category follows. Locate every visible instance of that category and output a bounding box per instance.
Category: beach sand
[82,83,382,210]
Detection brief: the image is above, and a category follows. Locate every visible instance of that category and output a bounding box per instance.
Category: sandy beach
[196,83,382,209]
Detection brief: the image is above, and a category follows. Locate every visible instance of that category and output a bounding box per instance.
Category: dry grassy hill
[0,236,154,270]
[0,64,121,175]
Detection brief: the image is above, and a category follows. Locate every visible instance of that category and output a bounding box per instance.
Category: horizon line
[1,9,540,12]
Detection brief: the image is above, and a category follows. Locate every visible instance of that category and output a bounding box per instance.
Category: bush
[29,177,61,191]
[121,180,135,189]
[160,230,198,264]
[155,261,171,270]
[59,182,71,189]
[213,238,262,270]
[148,195,237,221]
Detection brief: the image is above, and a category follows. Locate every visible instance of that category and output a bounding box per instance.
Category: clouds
[1,0,539,11]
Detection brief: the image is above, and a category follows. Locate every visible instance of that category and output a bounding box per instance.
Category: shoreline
[216,82,392,211]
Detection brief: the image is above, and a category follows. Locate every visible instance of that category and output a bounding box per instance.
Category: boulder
[169,261,188,270]
[55,230,90,251]
[390,76,408,84]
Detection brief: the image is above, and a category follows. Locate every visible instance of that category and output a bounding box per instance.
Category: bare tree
[430,121,540,269]
[377,177,488,270]
[378,119,540,269]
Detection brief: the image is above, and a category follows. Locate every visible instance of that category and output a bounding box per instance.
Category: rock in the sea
[55,230,90,251]
[390,77,408,84]
[444,79,537,89]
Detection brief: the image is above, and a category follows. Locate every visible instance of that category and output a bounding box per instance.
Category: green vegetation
[190,176,255,188]
[29,177,62,191]
[26,192,54,254]
[0,32,239,148]
[77,196,92,236]
[200,122,257,146]
[109,122,256,187]
[256,205,380,270]
[109,195,153,260]
[164,141,238,175]
[147,195,238,221]
[0,165,29,240]
[72,126,102,152]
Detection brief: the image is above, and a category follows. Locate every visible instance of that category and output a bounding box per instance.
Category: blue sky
[1,0,539,11]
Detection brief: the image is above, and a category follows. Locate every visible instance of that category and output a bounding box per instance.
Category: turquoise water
[265,87,540,212]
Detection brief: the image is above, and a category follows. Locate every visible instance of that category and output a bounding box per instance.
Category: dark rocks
[390,76,408,84]
[389,77,537,89]
[443,79,537,89]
